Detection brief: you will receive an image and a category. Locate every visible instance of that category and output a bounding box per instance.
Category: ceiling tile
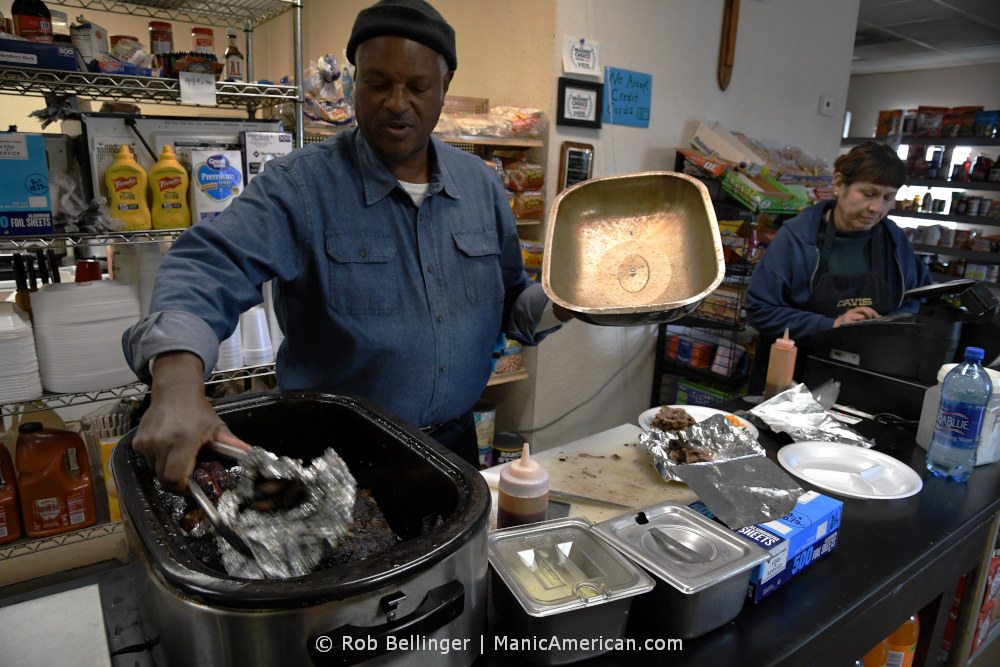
[858,0,957,27]
[892,16,1000,49]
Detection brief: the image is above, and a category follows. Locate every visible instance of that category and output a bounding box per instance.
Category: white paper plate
[638,405,759,439]
[777,441,923,500]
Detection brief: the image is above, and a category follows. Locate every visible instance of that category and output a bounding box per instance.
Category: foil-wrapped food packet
[642,413,764,481]
[215,446,357,580]
[749,383,875,448]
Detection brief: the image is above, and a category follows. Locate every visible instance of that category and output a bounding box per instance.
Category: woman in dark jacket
[745,140,933,392]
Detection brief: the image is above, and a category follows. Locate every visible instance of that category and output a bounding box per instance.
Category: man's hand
[833,306,882,328]
[133,351,247,493]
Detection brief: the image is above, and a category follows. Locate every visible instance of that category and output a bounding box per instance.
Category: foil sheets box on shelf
[689,490,843,603]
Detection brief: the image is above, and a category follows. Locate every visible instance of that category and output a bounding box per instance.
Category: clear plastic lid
[595,501,769,594]
[488,516,654,617]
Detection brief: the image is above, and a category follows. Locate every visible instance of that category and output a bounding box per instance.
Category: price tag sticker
[179,71,217,106]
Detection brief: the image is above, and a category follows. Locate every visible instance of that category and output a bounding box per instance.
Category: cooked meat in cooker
[164,461,401,574]
[650,406,697,432]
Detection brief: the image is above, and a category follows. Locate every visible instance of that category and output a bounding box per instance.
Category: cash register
[803,279,1000,420]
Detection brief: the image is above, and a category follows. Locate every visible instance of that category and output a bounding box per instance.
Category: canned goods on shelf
[148,21,172,55]
[191,26,214,54]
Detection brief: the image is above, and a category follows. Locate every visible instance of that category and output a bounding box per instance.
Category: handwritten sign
[602,67,651,128]
[562,37,600,76]
[179,71,217,106]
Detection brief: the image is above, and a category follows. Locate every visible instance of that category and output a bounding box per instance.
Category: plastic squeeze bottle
[497,443,549,529]
[926,346,993,482]
[105,144,151,231]
[148,145,191,229]
[763,328,797,400]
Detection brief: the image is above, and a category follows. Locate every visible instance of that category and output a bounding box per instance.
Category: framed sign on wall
[556,77,603,129]
[558,141,594,192]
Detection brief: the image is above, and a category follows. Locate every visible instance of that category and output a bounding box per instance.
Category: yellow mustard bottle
[105,145,151,231]
[148,145,191,229]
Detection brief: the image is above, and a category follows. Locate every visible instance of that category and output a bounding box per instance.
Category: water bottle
[926,347,993,482]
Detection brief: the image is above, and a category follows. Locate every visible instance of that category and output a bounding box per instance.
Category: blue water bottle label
[933,397,986,449]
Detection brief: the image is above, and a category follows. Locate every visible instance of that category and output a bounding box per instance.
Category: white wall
[492,0,861,452]
[846,64,1000,138]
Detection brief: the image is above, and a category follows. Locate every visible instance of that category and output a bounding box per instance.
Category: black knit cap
[346,0,457,71]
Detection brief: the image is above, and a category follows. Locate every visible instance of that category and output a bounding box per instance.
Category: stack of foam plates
[31,280,141,393]
[0,302,43,403]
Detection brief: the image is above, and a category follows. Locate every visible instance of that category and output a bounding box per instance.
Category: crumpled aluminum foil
[215,446,357,580]
[642,413,765,481]
[748,383,875,448]
[642,414,801,529]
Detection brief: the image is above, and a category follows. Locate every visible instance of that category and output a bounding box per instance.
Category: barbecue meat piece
[317,490,401,568]
[666,433,714,464]
[192,467,222,501]
[200,460,235,492]
[650,406,697,432]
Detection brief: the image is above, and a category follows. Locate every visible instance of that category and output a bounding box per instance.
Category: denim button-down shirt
[123,128,553,428]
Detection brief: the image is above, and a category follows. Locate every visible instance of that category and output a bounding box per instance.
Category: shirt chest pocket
[326,232,398,315]
[453,228,502,304]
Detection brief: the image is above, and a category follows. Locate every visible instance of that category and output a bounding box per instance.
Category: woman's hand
[833,306,882,327]
[133,351,248,494]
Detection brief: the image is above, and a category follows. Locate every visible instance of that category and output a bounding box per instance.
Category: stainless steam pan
[542,171,725,326]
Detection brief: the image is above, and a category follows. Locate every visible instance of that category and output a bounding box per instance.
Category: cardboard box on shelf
[675,379,729,406]
[0,133,53,237]
[723,169,809,215]
[0,39,85,71]
[690,121,764,167]
[242,131,295,184]
[676,148,735,178]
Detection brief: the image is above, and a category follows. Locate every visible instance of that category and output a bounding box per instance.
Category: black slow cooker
[113,392,491,667]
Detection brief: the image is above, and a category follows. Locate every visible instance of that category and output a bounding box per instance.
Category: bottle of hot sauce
[16,423,96,538]
[0,440,22,545]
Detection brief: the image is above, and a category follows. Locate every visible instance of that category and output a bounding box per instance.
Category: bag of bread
[502,161,544,191]
[510,191,544,219]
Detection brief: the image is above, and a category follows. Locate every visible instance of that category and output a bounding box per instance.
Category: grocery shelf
[905,178,1000,192]
[0,521,123,562]
[486,369,529,386]
[49,0,296,29]
[913,244,1000,263]
[0,66,296,113]
[842,136,1000,148]
[439,135,544,149]
[1,364,276,418]
[891,210,1000,228]
[0,228,186,251]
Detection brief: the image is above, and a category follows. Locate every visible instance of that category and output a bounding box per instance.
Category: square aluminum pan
[488,516,655,617]
[542,171,725,326]
[594,501,768,594]
[594,502,769,639]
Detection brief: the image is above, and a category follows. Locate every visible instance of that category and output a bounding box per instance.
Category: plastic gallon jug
[16,422,96,537]
[497,442,549,529]
[105,144,151,230]
[148,144,190,229]
[0,439,22,545]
